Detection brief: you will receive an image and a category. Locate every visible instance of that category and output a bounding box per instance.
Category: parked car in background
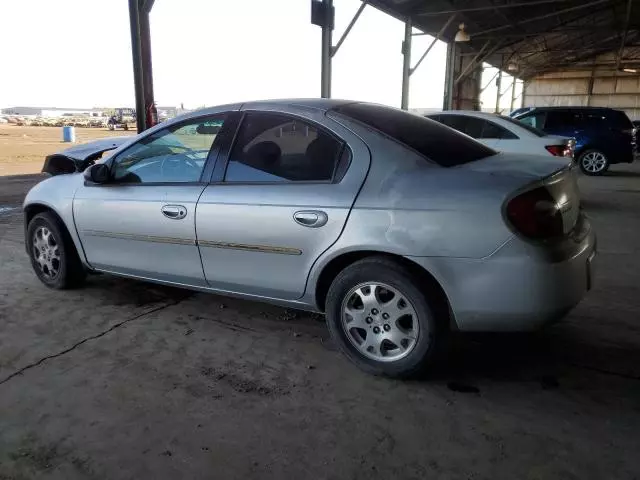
[426,111,574,159]
[24,100,595,378]
[511,107,637,175]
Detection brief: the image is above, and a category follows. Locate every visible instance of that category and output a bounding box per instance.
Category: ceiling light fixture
[454,23,470,42]
[507,62,519,72]
[622,68,638,73]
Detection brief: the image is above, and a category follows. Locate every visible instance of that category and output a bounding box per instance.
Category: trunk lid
[459,152,580,238]
[457,152,572,178]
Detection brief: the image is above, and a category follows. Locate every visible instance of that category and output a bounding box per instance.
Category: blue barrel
[62,126,75,143]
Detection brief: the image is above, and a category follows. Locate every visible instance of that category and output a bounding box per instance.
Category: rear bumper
[409,222,596,332]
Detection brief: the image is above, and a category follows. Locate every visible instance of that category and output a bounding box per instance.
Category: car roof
[427,110,506,120]
[178,99,356,118]
[519,106,617,112]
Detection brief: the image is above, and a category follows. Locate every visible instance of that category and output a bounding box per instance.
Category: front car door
[73,112,232,286]
[196,106,370,300]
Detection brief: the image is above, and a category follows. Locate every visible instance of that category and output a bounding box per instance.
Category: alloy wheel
[581,151,607,173]
[341,282,420,362]
[32,226,61,280]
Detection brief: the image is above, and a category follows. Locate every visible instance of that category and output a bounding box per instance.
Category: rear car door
[195,107,369,300]
[73,113,230,286]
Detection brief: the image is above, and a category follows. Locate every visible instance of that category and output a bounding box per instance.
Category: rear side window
[225,112,343,183]
[440,115,484,138]
[500,115,545,137]
[334,103,494,167]
[517,112,546,130]
[604,110,633,130]
[545,111,582,129]
[480,120,518,139]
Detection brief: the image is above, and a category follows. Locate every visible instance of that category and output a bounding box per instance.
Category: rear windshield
[331,103,495,167]
[499,115,546,137]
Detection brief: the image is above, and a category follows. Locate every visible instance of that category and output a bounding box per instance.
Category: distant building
[1,106,104,117]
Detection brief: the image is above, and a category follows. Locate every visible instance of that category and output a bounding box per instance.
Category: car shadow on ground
[604,169,640,178]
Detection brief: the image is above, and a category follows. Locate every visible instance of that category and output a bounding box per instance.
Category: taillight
[506,186,565,240]
[545,144,574,157]
[545,145,563,156]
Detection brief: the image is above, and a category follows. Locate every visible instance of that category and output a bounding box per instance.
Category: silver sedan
[24,99,596,377]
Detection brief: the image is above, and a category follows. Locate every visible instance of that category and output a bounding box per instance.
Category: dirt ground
[0,157,639,478]
[0,125,134,176]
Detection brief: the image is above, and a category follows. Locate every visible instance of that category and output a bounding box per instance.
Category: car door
[195,107,370,300]
[73,112,231,286]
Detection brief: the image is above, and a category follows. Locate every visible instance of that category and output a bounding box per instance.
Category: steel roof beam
[471,0,610,38]
[332,1,367,57]
[417,0,571,16]
[409,14,456,75]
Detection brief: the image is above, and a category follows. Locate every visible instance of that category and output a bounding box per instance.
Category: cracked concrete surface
[0,167,639,480]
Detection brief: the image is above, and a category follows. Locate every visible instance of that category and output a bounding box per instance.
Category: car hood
[457,152,572,179]
[42,136,133,176]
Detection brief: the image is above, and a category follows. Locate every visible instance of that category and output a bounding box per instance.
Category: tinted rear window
[332,103,495,167]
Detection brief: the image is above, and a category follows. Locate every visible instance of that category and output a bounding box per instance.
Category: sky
[0,0,518,111]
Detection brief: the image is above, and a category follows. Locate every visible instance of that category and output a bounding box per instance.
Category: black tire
[325,257,442,378]
[27,212,86,289]
[578,149,609,176]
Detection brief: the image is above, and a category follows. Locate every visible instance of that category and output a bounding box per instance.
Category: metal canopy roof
[366,0,640,78]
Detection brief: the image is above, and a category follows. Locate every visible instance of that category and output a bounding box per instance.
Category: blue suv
[511,107,637,176]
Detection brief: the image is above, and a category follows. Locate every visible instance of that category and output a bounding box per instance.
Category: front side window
[112,114,225,183]
[225,112,342,183]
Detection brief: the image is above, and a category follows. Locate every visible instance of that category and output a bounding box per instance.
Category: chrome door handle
[161,204,187,220]
[293,210,328,228]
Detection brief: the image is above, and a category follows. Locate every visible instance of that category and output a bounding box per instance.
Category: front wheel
[579,149,609,176]
[27,212,86,289]
[325,257,440,378]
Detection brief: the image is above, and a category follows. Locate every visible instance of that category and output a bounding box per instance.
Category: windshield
[331,103,495,167]
[499,115,546,137]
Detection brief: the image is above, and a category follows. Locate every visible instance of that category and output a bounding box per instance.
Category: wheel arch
[313,250,455,331]
[575,144,611,160]
[23,203,84,263]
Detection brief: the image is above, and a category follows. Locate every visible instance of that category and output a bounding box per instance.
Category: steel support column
[129,0,146,132]
[401,19,412,110]
[139,0,155,130]
[495,69,503,113]
[443,42,456,110]
[320,0,334,98]
[586,68,596,106]
[510,77,517,112]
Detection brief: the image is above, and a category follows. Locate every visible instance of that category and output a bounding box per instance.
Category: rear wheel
[27,212,86,289]
[579,149,609,175]
[325,257,440,378]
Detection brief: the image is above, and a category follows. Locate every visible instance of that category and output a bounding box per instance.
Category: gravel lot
[0,164,639,480]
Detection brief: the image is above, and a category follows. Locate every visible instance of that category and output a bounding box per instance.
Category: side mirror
[84,163,110,184]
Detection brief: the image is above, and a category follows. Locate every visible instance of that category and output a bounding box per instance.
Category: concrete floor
[0,167,639,480]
